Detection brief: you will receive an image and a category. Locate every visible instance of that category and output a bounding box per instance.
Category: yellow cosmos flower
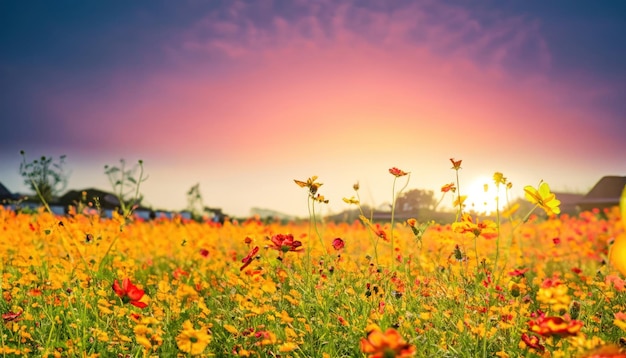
[609,186,626,276]
[524,181,561,216]
[175,320,211,355]
[343,196,359,205]
[493,172,507,187]
[453,195,467,207]
[279,342,299,352]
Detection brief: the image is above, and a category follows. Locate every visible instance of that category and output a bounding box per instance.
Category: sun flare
[464,176,503,215]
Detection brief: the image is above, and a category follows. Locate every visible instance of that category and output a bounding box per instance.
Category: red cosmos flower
[508,268,530,277]
[2,310,23,322]
[332,238,345,251]
[441,183,456,193]
[172,267,189,280]
[240,246,259,271]
[450,158,462,170]
[360,328,416,357]
[269,234,303,253]
[112,278,148,308]
[520,333,545,352]
[389,167,408,177]
[199,248,209,258]
[527,314,583,337]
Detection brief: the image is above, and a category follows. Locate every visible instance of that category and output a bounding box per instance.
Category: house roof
[56,188,122,209]
[578,176,626,207]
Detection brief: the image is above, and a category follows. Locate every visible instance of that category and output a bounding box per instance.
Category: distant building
[577,176,626,212]
[551,192,585,216]
[56,188,123,211]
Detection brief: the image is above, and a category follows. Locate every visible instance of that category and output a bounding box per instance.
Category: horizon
[1,164,615,218]
[1,1,624,217]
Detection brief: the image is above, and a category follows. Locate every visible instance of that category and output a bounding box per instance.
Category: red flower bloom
[389,167,408,177]
[269,234,303,253]
[112,278,148,308]
[332,238,345,251]
[2,310,23,322]
[520,333,545,352]
[173,267,189,280]
[441,183,456,193]
[527,315,583,337]
[241,246,259,271]
[199,248,209,258]
[508,268,530,277]
[450,158,462,170]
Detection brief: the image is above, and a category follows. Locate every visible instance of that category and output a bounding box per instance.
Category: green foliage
[104,159,148,218]
[19,150,69,205]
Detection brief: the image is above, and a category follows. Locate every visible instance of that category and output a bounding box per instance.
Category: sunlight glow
[464,176,503,215]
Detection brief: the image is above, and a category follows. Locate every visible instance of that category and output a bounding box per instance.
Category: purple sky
[1,1,624,217]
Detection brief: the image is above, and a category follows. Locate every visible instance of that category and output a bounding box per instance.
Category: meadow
[1,164,626,357]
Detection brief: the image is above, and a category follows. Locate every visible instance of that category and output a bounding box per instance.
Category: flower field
[1,170,626,357]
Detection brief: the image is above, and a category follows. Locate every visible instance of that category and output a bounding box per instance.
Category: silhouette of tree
[395,189,436,214]
[19,151,69,204]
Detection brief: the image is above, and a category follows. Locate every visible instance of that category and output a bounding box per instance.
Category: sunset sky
[1,1,624,218]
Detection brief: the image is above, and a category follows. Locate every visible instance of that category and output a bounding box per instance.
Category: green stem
[356,191,379,267]
[391,176,397,268]
[311,198,328,257]
[29,177,53,214]
[390,173,410,270]
[493,187,502,285]
[455,170,463,220]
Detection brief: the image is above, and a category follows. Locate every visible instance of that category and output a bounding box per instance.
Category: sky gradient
[1,1,625,218]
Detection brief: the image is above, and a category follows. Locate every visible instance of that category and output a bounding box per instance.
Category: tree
[395,188,436,213]
[19,151,69,204]
[186,183,204,221]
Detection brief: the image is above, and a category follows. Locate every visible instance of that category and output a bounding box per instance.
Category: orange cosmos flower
[112,278,148,308]
[527,315,583,337]
[579,345,626,358]
[360,328,416,358]
[389,167,408,177]
[450,158,462,170]
[452,214,498,240]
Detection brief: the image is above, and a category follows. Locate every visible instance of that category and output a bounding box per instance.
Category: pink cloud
[32,1,624,216]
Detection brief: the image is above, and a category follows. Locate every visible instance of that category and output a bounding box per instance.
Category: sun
[463,176,503,215]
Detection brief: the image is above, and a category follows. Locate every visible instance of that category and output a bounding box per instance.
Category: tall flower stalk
[450,158,464,220]
[343,182,381,267]
[294,176,329,275]
[389,167,410,269]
